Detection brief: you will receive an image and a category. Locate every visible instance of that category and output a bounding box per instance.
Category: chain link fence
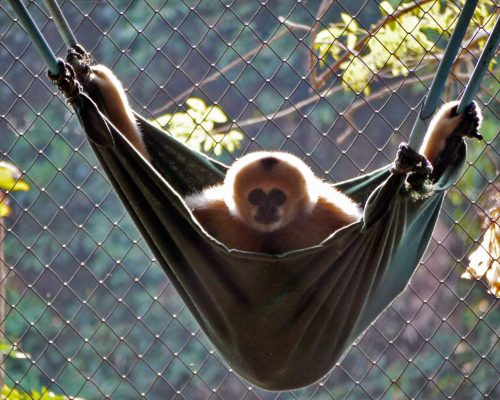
[0,0,498,399]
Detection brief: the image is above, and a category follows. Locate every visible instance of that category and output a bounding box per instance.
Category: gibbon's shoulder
[313,181,362,222]
[185,186,266,251]
[184,185,226,210]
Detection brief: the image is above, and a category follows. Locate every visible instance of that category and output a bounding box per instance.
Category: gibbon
[84,65,482,254]
[185,151,362,253]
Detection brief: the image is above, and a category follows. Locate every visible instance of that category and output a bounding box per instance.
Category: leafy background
[0,1,498,399]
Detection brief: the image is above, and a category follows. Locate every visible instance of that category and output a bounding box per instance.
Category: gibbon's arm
[419,101,482,166]
[88,65,150,159]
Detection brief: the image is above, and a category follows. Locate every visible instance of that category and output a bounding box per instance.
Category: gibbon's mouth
[254,215,281,224]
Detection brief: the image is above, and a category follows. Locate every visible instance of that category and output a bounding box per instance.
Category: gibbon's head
[224,151,319,232]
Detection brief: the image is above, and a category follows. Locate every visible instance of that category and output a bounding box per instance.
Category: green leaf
[205,106,227,123]
[185,98,206,112]
[340,13,353,25]
[0,161,30,192]
[0,201,10,217]
[379,1,394,14]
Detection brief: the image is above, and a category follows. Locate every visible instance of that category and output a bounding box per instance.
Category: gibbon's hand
[454,101,483,140]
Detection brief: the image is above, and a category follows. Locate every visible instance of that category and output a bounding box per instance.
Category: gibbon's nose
[249,188,287,224]
[255,207,280,224]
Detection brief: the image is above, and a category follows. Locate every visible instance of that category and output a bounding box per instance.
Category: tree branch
[152,27,291,115]
[334,71,496,144]
[313,0,435,90]
[308,0,336,87]
[213,84,344,133]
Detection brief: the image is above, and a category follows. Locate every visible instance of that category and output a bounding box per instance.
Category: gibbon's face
[225,152,317,233]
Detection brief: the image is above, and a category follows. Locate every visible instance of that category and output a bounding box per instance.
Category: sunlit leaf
[212,143,223,156]
[200,120,215,132]
[171,112,196,127]
[203,137,215,152]
[0,161,30,192]
[206,106,227,123]
[185,97,206,112]
[0,342,29,358]
[1,385,83,400]
[462,202,500,297]
[313,0,497,94]
[0,201,10,217]
[340,13,353,25]
[379,1,394,14]
[152,113,172,128]
[150,98,243,156]
[346,33,356,51]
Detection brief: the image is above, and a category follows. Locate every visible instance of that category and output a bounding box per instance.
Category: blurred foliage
[0,342,28,360]
[1,385,81,400]
[0,161,30,217]
[153,98,243,155]
[462,196,500,297]
[314,0,496,94]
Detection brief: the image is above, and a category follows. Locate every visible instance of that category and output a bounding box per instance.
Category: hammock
[75,109,467,390]
[8,0,499,390]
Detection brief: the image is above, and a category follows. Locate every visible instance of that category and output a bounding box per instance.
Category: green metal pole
[408,0,479,150]
[6,0,61,75]
[457,17,500,113]
[43,0,77,48]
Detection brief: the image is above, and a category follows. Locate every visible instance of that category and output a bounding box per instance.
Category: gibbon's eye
[248,189,266,205]
[269,188,286,205]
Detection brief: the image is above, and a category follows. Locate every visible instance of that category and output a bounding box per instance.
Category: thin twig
[152,28,291,115]
[335,73,436,144]
[279,18,312,32]
[213,85,344,133]
[313,0,435,90]
[308,0,336,87]
[335,71,494,144]
[213,52,466,134]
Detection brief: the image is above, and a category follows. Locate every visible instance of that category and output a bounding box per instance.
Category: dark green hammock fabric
[73,90,465,390]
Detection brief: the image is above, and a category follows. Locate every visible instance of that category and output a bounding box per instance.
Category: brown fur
[419,101,463,164]
[90,65,149,158]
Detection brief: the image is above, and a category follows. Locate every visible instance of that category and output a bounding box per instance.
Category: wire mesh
[0,0,498,399]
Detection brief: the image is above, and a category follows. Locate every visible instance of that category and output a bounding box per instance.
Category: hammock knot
[47,59,81,104]
[392,143,432,175]
[391,143,433,193]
